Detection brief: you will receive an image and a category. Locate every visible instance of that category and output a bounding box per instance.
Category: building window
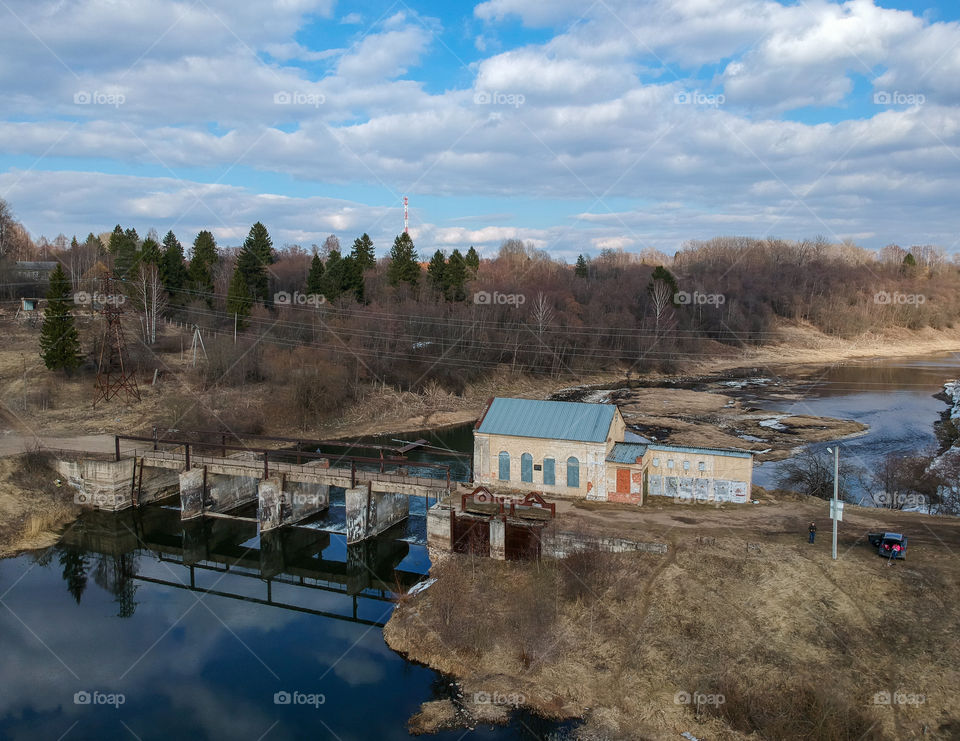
[521,453,533,483]
[566,457,580,488]
[683,461,691,471]
[698,461,706,471]
[652,458,660,467]
[543,458,556,485]
[667,460,674,469]
[498,451,510,481]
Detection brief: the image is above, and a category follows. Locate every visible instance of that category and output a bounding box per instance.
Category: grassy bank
[0,451,80,558]
[385,501,960,740]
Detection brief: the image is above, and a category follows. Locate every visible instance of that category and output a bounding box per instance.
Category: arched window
[566,457,580,488]
[543,458,556,486]
[521,453,533,483]
[498,451,511,481]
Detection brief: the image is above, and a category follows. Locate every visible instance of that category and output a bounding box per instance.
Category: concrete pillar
[258,477,329,532]
[179,467,206,520]
[489,517,506,560]
[345,484,409,544]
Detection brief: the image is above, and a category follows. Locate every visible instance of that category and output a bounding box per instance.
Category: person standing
[808,521,817,544]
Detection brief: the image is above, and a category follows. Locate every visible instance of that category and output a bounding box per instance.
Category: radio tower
[403,196,409,234]
[93,273,141,407]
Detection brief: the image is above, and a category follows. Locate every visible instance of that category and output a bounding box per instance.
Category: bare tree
[129,263,167,345]
[0,198,13,260]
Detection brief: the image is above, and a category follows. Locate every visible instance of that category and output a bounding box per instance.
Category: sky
[1,0,960,260]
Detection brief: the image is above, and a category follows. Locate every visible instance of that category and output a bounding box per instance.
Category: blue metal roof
[607,443,648,464]
[648,443,753,459]
[477,398,617,443]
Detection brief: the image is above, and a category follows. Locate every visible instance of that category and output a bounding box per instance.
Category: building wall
[473,432,610,499]
[604,461,646,504]
[642,448,752,503]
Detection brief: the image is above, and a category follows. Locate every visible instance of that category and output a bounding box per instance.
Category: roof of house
[648,443,753,460]
[476,397,617,443]
[607,442,648,463]
[15,261,58,271]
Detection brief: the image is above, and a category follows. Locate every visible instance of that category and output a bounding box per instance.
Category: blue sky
[2,0,960,259]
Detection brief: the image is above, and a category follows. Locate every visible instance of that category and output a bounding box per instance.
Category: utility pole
[827,445,841,561]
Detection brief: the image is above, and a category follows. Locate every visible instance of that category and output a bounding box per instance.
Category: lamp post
[827,445,840,560]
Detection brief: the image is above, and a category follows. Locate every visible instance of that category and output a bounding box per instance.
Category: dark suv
[867,532,907,560]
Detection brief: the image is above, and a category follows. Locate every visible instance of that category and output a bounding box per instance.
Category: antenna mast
[93,273,141,407]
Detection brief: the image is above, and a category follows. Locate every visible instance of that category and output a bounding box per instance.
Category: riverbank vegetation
[387,504,960,740]
[0,451,78,557]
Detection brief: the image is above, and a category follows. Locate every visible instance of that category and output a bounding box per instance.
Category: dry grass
[0,452,80,557]
[386,512,960,740]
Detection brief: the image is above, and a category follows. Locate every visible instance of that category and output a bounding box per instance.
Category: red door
[616,468,631,494]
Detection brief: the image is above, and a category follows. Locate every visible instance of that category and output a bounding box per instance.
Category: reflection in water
[0,505,568,740]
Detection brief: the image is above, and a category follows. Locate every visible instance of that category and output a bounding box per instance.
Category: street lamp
[826,445,840,560]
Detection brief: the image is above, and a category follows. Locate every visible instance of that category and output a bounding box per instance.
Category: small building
[473,397,626,499]
[14,261,59,283]
[606,442,753,505]
[473,397,753,505]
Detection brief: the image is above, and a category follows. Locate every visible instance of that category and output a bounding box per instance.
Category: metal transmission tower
[93,274,141,406]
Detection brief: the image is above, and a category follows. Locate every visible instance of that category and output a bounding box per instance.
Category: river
[1,353,955,739]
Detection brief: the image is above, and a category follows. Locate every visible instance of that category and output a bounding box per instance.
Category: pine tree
[351,233,376,272]
[140,236,161,265]
[465,246,480,274]
[159,231,188,301]
[427,249,446,293]
[226,267,252,325]
[319,249,343,300]
[341,255,364,302]
[575,254,589,279]
[444,249,468,302]
[39,263,82,371]
[306,253,325,294]
[387,232,420,288]
[236,222,274,303]
[188,230,218,300]
[903,253,917,267]
[109,224,138,278]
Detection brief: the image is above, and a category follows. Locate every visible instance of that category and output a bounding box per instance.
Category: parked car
[867,532,908,560]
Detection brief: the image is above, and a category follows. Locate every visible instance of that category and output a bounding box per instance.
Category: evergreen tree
[387,232,420,288]
[319,249,343,300]
[84,232,102,255]
[188,230,218,300]
[427,249,446,292]
[351,233,376,272]
[236,222,274,303]
[444,249,468,302]
[306,253,325,294]
[70,235,79,250]
[649,265,679,296]
[139,235,161,265]
[903,253,917,267]
[226,267,252,325]
[159,231,188,300]
[39,263,82,371]
[108,224,138,278]
[465,246,480,274]
[575,254,589,279]
[341,255,364,302]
